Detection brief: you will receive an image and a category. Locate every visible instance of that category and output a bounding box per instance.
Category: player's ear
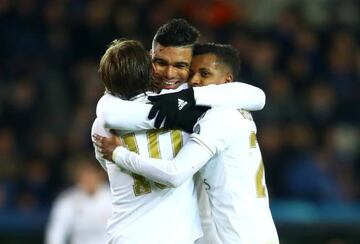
[225,72,233,83]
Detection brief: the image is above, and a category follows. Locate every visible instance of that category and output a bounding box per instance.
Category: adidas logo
[177,98,188,110]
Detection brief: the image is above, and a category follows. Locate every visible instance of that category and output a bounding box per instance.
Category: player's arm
[91,118,112,171]
[97,93,156,131]
[147,83,264,131]
[148,82,265,112]
[93,133,214,188]
[193,82,266,110]
[93,109,235,187]
[114,141,213,187]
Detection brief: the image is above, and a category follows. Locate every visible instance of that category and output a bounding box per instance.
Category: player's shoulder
[202,108,244,124]
[96,93,134,119]
[197,108,254,136]
[96,93,114,116]
[53,187,79,205]
[91,117,103,134]
[97,92,112,103]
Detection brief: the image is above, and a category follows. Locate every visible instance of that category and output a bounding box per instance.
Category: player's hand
[149,105,209,133]
[92,134,123,161]
[148,88,196,128]
[164,105,209,133]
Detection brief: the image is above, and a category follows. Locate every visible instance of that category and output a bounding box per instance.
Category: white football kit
[112,108,279,244]
[92,82,267,243]
[92,92,202,244]
[45,184,112,244]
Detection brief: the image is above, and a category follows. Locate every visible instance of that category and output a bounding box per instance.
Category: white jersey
[92,92,202,244]
[45,185,112,244]
[94,82,267,244]
[194,173,221,244]
[112,108,278,244]
[191,108,279,244]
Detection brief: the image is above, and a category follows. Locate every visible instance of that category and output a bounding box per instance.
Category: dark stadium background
[0,0,359,243]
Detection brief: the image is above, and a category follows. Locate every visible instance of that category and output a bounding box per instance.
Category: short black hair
[193,43,240,80]
[99,39,153,100]
[153,18,200,47]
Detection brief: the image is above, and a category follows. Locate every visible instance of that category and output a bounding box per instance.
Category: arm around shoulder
[96,94,155,130]
[193,82,266,110]
[112,141,213,188]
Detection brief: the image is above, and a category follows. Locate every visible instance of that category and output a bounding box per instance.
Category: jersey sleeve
[189,108,239,155]
[112,140,213,188]
[96,94,156,131]
[193,82,266,111]
[91,118,111,172]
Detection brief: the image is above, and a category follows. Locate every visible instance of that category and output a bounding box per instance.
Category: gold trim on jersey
[190,135,215,156]
[132,174,152,196]
[123,132,139,153]
[122,129,184,195]
[256,161,266,198]
[147,129,161,159]
[123,132,152,196]
[250,131,257,148]
[148,129,167,189]
[171,130,183,157]
[249,131,267,198]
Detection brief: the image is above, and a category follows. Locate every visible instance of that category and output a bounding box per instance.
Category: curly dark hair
[153,18,200,47]
[193,43,241,80]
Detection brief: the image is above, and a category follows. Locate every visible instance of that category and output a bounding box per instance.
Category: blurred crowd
[0,0,359,215]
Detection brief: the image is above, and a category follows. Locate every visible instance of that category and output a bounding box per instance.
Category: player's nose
[164,66,176,79]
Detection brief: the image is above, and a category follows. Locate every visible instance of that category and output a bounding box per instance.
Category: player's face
[188,54,232,87]
[151,43,192,89]
[77,166,103,194]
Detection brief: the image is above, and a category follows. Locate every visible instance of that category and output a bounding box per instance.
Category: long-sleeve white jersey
[112,108,279,244]
[45,184,112,244]
[96,82,265,134]
[92,91,202,244]
[92,82,267,244]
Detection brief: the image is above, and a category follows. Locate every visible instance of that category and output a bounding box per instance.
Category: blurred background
[0,0,359,243]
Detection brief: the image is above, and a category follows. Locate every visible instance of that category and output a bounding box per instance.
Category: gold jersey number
[250,131,266,198]
[122,129,183,196]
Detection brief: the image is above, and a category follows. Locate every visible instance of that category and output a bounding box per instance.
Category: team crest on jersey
[193,124,201,134]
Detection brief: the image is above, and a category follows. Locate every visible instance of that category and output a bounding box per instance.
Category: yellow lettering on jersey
[249,131,266,198]
[132,173,152,196]
[256,161,266,198]
[122,133,139,153]
[171,130,183,156]
[250,131,257,148]
[147,129,161,159]
[147,129,167,189]
[122,130,184,194]
[122,132,152,196]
